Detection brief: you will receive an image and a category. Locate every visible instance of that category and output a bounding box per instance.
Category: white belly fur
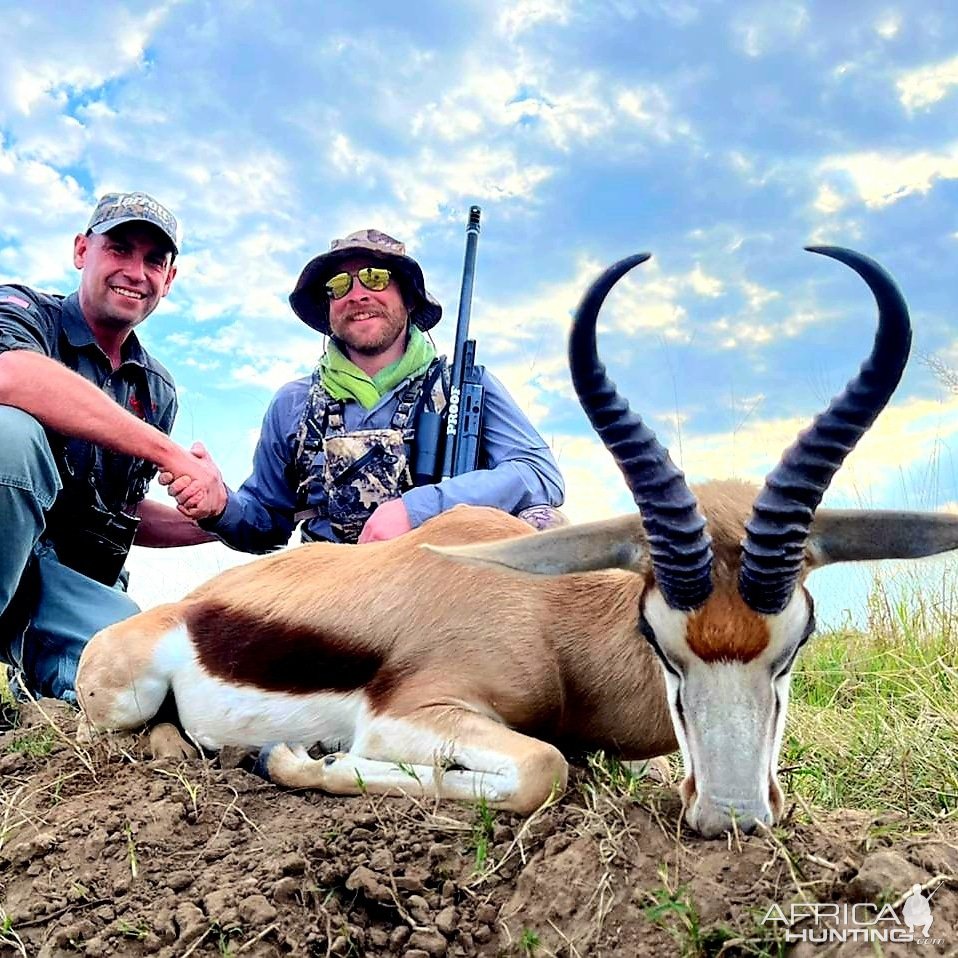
[155,624,368,751]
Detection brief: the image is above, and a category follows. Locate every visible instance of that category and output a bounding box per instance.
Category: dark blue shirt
[0,285,177,521]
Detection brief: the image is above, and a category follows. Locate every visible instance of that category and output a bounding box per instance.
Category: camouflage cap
[289,229,442,335]
[86,191,179,254]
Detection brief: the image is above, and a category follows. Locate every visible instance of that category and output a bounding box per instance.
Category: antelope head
[440,247,958,837]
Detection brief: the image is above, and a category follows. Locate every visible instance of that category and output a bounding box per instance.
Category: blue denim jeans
[0,405,140,702]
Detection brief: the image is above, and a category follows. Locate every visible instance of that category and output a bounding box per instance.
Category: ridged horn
[570,254,713,611]
[739,247,912,615]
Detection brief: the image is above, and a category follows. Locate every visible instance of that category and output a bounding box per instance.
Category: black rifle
[412,205,485,482]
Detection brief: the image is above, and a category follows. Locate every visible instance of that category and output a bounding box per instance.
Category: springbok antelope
[77,247,958,837]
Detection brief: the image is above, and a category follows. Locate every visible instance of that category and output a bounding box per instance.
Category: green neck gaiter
[319,326,437,409]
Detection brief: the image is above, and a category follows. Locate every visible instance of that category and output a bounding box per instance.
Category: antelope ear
[423,514,649,576]
[807,509,958,567]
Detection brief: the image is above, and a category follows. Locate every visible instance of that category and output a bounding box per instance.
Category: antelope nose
[687,798,773,839]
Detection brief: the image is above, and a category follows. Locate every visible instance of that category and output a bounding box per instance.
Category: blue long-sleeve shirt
[205,368,565,553]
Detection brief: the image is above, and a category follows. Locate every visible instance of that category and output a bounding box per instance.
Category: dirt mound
[0,702,954,957]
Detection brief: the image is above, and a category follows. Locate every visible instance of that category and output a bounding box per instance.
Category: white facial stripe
[642,589,691,661]
[661,668,693,780]
[764,588,814,669]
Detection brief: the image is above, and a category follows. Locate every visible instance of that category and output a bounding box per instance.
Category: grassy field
[783,574,958,828]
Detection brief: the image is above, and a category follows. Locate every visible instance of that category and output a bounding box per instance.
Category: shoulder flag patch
[0,295,32,310]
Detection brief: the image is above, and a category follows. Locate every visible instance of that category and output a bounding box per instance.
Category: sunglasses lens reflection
[358,267,390,291]
[326,272,352,299]
[325,268,393,299]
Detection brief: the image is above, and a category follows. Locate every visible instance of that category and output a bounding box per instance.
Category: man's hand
[158,441,228,520]
[358,497,412,544]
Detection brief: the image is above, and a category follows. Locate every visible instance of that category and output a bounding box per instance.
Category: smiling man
[0,192,222,702]
[167,228,565,549]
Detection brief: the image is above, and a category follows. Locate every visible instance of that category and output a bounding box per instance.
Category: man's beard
[335,306,408,356]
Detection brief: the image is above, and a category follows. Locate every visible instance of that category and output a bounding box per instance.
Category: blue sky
[2,0,957,623]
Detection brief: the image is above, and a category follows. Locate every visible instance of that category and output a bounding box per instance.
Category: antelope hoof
[76,714,97,745]
[149,723,198,760]
[643,756,675,785]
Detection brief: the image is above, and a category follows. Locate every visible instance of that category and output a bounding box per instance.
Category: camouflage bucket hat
[289,229,442,335]
[87,191,179,254]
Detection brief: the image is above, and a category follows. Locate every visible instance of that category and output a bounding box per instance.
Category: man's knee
[0,405,60,507]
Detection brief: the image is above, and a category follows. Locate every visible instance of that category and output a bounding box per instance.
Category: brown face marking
[185,603,383,694]
[685,590,771,663]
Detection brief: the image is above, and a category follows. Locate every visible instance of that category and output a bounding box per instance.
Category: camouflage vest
[293,358,448,543]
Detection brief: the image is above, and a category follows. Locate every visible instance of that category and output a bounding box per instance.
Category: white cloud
[813,183,846,214]
[411,61,689,153]
[819,148,958,208]
[712,299,833,350]
[475,254,698,354]
[897,54,958,111]
[549,433,635,523]
[175,227,301,323]
[615,87,691,144]
[398,146,553,208]
[0,3,177,115]
[601,262,708,340]
[489,357,565,426]
[714,318,773,349]
[731,3,810,57]
[329,133,376,177]
[875,13,901,39]
[807,215,865,247]
[0,140,88,285]
[233,358,313,392]
[686,264,724,297]
[741,279,780,311]
[520,392,958,528]
[498,0,570,38]
[164,317,320,394]
[679,394,958,508]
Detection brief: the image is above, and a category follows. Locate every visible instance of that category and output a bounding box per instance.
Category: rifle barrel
[441,206,482,478]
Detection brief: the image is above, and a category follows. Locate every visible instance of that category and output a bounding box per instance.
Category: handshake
[158,440,228,522]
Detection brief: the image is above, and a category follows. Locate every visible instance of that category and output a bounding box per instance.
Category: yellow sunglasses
[325,267,392,300]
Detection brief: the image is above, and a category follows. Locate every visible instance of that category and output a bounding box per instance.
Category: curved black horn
[739,247,912,615]
[570,254,713,611]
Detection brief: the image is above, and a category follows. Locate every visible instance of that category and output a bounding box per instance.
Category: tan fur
[693,479,754,574]
[693,477,814,589]
[78,603,184,728]
[675,479,820,663]
[78,505,675,758]
[75,489,812,816]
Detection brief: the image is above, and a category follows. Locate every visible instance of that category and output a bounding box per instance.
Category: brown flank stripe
[185,603,383,694]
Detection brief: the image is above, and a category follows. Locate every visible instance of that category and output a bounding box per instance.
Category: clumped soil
[0,701,955,957]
